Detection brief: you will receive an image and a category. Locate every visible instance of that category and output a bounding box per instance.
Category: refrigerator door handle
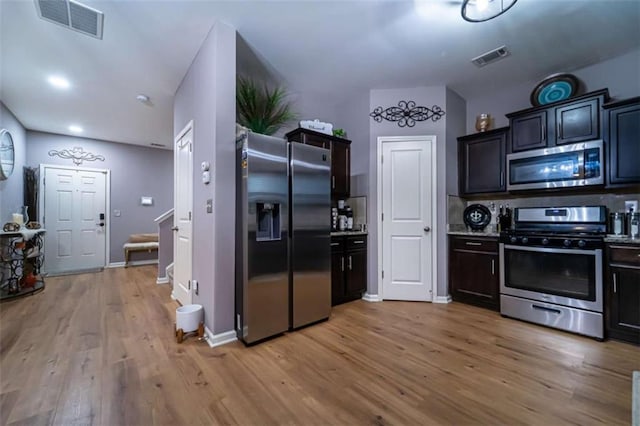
[348,255,352,271]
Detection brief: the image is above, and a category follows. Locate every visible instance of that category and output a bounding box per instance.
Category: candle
[12,213,23,225]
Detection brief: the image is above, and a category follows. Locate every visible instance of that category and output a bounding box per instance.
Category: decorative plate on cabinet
[463,204,492,231]
[530,73,580,107]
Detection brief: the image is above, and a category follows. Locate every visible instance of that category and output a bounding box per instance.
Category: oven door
[499,244,603,312]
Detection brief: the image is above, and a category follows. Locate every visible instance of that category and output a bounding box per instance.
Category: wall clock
[0,129,15,180]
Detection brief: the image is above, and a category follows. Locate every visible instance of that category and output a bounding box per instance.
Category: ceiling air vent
[471,45,510,67]
[35,0,104,40]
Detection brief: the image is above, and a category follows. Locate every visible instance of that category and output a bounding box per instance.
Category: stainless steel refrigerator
[235,129,331,345]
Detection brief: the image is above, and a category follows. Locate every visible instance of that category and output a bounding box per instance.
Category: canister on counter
[609,212,627,236]
[629,212,640,239]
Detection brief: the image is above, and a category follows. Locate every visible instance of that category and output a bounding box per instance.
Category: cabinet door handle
[557,121,561,140]
[341,256,344,272]
[348,255,352,271]
[352,240,365,244]
[332,176,335,189]
[500,172,504,187]
[542,123,546,142]
[613,272,617,293]
[465,242,482,246]
[491,259,495,275]
[330,242,340,247]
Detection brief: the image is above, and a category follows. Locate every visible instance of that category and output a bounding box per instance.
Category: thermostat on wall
[141,196,153,206]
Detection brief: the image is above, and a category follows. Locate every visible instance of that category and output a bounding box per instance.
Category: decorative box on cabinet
[286,128,351,198]
[605,243,640,345]
[449,235,499,311]
[458,127,508,195]
[603,97,640,186]
[507,89,609,153]
[331,234,367,305]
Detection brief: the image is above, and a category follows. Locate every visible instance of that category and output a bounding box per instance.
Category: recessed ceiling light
[136,94,150,103]
[48,75,71,90]
[69,125,83,133]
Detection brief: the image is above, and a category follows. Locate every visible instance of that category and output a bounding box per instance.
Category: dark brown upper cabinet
[286,128,351,198]
[458,127,508,195]
[507,89,608,153]
[603,96,640,186]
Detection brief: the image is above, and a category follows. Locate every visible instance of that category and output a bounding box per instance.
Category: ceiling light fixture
[136,94,150,103]
[48,75,70,90]
[69,125,83,133]
[461,0,518,22]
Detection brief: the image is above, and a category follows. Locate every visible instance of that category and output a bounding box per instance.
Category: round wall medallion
[463,204,492,231]
[0,129,15,181]
[530,73,580,107]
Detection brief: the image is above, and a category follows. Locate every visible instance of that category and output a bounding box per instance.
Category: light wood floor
[1,266,637,425]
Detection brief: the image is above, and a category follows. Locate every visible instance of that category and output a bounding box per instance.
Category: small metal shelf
[0,229,46,302]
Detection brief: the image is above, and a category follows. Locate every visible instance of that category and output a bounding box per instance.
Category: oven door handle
[532,304,562,315]
[502,244,599,256]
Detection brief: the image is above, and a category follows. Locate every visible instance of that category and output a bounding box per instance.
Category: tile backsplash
[448,192,640,228]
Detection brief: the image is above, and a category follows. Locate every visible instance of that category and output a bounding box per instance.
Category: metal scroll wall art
[370,100,445,127]
[48,146,105,165]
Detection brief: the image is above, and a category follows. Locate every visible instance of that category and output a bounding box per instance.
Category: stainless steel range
[499,206,606,339]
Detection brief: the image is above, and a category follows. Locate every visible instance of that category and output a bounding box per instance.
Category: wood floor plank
[1,265,637,425]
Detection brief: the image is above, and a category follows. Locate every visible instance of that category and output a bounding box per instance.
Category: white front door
[43,166,107,274]
[380,136,436,301]
[173,123,193,305]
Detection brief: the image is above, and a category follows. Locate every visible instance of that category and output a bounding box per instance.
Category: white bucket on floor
[176,304,203,332]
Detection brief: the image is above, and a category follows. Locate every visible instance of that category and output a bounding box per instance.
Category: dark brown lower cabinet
[606,243,640,345]
[449,235,499,311]
[331,235,367,306]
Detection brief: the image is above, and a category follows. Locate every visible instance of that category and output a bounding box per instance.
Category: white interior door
[43,166,107,274]
[173,123,193,305]
[381,137,435,301]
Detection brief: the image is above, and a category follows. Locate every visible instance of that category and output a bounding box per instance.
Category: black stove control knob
[563,239,572,247]
[510,236,518,244]
[578,240,586,248]
[521,237,529,244]
[542,238,549,245]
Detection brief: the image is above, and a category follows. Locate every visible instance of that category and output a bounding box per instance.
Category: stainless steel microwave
[507,140,604,191]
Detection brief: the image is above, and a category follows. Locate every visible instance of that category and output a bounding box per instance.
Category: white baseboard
[108,259,158,268]
[204,327,237,348]
[156,276,170,285]
[433,295,452,304]
[362,293,382,302]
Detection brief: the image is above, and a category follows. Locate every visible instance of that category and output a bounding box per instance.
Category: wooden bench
[123,233,159,267]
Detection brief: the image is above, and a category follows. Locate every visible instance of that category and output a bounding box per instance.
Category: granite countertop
[603,235,640,244]
[331,230,368,236]
[447,224,499,238]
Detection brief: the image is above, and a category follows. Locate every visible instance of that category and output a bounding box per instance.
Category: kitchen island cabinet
[603,96,640,186]
[331,234,367,305]
[605,242,640,345]
[286,128,351,198]
[448,235,499,311]
[458,127,508,195]
[507,89,608,153]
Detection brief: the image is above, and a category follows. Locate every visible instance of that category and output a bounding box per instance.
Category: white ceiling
[1,0,639,149]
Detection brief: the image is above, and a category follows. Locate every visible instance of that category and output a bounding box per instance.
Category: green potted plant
[236,76,297,136]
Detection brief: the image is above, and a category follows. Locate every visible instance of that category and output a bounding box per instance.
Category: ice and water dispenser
[256,202,281,241]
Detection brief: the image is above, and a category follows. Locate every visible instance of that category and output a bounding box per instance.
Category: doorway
[40,165,109,275]
[377,136,438,301]
[173,121,194,306]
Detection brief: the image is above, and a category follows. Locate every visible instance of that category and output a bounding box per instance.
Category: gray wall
[445,89,466,197]
[0,102,26,223]
[368,87,450,299]
[465,48,640,134]
[26,131,173,263]
[174,21,236,336]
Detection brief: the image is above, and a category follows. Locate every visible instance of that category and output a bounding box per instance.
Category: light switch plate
[113,209,121,217]
[206,199,213,213]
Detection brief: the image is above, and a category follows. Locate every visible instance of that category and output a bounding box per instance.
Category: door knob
[171,226,179,231]
[423,226,431,232]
